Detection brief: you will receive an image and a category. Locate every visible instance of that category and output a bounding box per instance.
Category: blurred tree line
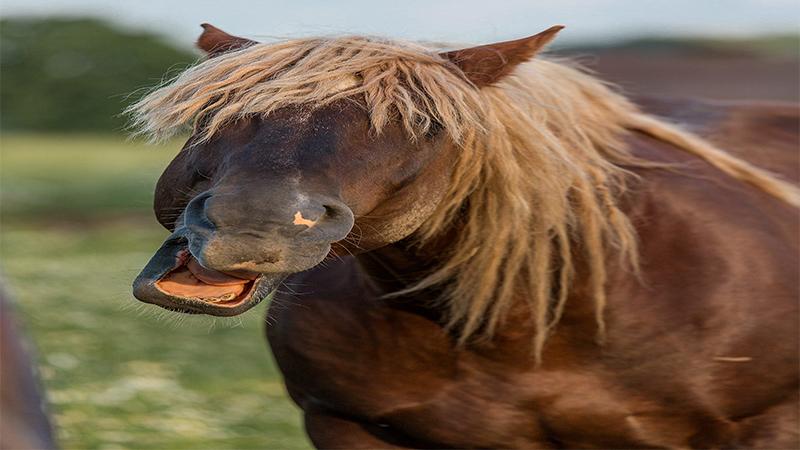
[1,18,196,133]
[2,18,796,133]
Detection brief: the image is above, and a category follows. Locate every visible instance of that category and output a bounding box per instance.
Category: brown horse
[130,24,799,448]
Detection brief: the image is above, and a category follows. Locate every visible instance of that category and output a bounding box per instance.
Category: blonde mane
[129,36,800,360]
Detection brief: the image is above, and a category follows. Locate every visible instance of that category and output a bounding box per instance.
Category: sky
[2,0,799,47]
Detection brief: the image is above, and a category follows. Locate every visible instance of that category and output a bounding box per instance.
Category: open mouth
[155,249,259,309]
[133,230,285,316]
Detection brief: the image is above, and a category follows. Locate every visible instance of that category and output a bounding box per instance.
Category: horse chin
[132,230,285,316]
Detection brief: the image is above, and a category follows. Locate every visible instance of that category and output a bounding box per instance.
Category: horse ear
[197,23,256,57]
[440,25,564,87]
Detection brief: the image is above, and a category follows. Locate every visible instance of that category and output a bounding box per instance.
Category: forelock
[126,36,485,144]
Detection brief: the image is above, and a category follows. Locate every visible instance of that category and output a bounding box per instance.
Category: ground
[1,135,310,449]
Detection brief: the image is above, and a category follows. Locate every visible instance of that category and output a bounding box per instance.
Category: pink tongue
[187,258,251,286]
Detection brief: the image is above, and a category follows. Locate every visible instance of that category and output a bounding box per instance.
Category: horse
[130,23,799,448]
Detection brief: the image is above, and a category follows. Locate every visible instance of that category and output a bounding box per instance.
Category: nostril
[184,192,215,232]
[323,204,338,219]
[313,200,355,240]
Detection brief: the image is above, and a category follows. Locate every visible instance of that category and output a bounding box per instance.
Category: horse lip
[132,229,285,316]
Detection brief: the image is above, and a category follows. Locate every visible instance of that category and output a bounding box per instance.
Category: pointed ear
[197,23,257,57]
[440,25,564,87]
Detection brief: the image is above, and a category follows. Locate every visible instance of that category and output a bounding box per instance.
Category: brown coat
[267,98,799,449]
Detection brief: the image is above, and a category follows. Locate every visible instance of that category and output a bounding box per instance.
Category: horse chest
[266,288,685,448]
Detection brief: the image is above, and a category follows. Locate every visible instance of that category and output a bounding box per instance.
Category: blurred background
[0,1,797,449]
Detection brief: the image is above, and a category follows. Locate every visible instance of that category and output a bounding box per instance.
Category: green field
[1,135,310,449]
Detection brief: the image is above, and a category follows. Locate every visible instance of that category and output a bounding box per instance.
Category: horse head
[131,24,562,316]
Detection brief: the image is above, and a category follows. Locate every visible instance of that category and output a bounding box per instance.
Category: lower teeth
[205,293,238,303]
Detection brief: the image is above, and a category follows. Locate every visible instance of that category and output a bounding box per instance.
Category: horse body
[129,25,799,449]
[268,98,799,449]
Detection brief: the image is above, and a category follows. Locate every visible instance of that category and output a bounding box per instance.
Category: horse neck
[356,235,445,297]
[353,189,642,347]
[354,234,602,357]
[356,231,579,340]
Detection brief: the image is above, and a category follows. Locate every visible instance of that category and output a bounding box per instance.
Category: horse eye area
[155,251,258,307]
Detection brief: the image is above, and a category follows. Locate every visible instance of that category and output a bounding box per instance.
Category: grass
[1,135,310,449]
